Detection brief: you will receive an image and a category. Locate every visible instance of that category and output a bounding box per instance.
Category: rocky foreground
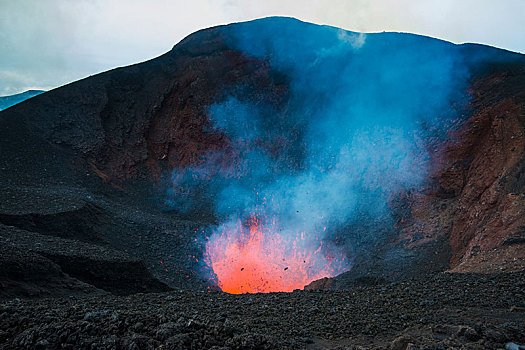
[1,271,523,350]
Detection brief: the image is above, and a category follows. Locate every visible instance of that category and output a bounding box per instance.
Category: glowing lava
[204,213,350,294]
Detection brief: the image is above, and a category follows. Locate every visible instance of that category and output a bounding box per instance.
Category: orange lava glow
[204,214,350,294]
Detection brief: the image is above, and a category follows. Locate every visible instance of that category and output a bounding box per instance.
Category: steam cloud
[166,18,471,285]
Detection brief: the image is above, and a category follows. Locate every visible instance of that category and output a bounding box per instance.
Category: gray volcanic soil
[1,272,524,349]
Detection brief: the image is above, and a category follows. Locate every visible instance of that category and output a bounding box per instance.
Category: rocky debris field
[1,271,523,350]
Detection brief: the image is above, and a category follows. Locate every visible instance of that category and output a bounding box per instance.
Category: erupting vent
[204,211,350,293]
[163,18,485,294]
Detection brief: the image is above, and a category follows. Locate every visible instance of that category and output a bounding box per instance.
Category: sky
[0,0,524,95]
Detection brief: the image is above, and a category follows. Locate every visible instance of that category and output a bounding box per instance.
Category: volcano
[0,17,524,349]
[1,16,524,292]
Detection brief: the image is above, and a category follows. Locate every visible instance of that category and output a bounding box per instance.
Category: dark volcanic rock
[304,277,336,291]
[0,224,169,296]
[0,241,103,298]
[0,272,523,349]
[0,201,109,243]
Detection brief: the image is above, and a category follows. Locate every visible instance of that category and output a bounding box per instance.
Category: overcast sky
[1,0,524,95]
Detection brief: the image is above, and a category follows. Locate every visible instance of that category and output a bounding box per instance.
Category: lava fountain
[204,211,350,294]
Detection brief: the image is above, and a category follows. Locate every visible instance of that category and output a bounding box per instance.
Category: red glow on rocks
[204,213,350,294]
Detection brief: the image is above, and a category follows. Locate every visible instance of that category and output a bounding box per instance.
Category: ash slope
[0,17,524,297]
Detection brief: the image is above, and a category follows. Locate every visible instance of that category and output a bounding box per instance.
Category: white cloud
[337,30,366,50]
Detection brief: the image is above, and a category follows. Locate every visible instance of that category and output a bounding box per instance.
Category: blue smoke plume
[166,18,471,279]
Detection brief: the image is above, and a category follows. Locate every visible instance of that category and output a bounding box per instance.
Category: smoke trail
[166,18,471,291]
